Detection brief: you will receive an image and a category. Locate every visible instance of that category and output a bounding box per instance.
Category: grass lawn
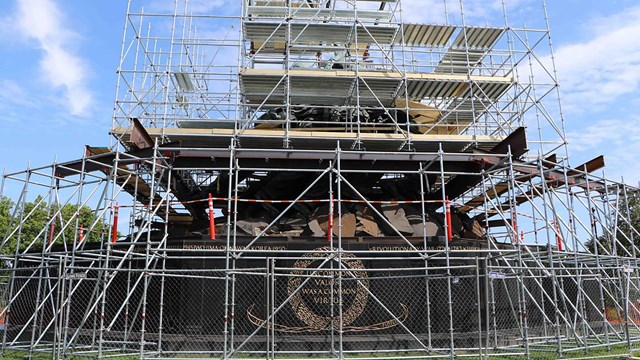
[0,345,636,359]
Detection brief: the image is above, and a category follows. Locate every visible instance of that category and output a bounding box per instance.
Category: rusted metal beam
[425,127,527,203]
[568,155,605,176]
[129,118,154,150]
[474,155,608,222]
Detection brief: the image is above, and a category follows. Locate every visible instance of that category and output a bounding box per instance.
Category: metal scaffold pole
[2,0,640,359]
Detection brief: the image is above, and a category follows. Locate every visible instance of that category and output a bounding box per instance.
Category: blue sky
[0,0,639,187]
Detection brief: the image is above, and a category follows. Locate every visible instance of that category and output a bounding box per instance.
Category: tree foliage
[612,193,640,255]
[0,195,108,255]
[586,192,640,256]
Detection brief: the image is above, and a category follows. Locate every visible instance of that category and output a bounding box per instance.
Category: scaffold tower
[2,1,640,359]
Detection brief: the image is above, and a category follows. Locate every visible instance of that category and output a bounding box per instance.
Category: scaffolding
[2,0,640,359]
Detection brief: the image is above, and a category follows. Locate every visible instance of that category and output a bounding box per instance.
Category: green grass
[0,350,138,360]
[0,350,55,360]
[0,345,635,360]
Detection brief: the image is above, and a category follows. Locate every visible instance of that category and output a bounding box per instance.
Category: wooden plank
[113,126,504,142]
[240,68,513,84]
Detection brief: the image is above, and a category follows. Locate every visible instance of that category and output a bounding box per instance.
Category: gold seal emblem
[287,247,369,330]
[247,247,409,333]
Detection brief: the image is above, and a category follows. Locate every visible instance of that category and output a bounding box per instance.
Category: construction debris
[210,198,482,240]
[381,204,414,236]
[356,207,381,237]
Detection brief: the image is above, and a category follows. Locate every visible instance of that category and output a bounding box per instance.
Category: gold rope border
[247,303,410,334]
[287,247,369,330]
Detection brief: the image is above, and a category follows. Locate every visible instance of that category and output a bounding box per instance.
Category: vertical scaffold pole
[585,174,610,349]
[328,161,335,356]
[476,257,483,359]
[603,175,632,351]
[539,156,563,356]
[99,149,122,359]
[508,148,530,359]
[328,192,334,242]
[446,197,453,242]
[157,150,173,356]
[480,170,495,356]
[484,257,491,360]
[230,156,241,353]
[439,144,455,359]
[337,145,344,359]
[419,162,433,351]
[63,152,88,357]
[139,140,162,358]
[209,193,216,240]
[26,164,46,360]
[223,139,236,359]
[283,0,292,149]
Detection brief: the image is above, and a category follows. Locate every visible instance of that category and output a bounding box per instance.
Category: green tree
[0,196,12,247]
[0,195,108,255]
[614,192,640,255]
[586,192,640,256]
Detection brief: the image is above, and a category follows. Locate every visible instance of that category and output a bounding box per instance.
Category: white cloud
[511,4,640,184]
[528,4,640,184]
[567,118,639,153]
[401,0,532,25]
[182,0,226,13]
[400,0,447,23]
[13,0,93,116]
[148,0,227,14]
[567,116,640,183]
[552,6,640,114]
[0,80,39,109]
